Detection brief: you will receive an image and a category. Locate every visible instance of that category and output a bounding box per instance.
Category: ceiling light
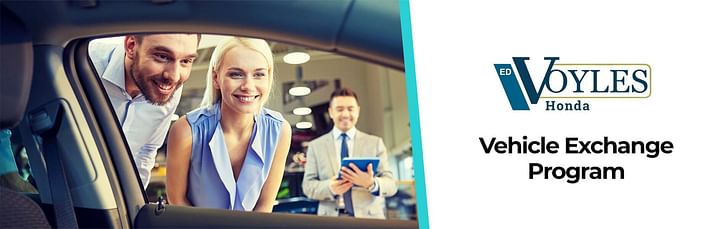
[289,86,311,96]
[289,65,310,96]
[295,115,313,129]
[293,107,312,116]
[283,51,310,64]
[295,121,312,129]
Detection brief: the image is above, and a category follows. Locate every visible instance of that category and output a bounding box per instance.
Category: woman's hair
[199,37,275,109]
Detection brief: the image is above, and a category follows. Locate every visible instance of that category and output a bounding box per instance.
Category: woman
[166,37,291,212]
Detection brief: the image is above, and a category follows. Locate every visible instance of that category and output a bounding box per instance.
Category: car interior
[1,0,417,228]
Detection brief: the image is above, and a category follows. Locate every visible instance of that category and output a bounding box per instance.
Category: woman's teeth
[236,95,259,102]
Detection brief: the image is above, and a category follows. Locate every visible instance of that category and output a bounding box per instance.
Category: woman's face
[214,45,270,114]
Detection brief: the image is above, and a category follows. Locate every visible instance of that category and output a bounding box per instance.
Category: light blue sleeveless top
[185,103,285,211]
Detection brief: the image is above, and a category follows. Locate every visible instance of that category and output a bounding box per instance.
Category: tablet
[338,157,380,178]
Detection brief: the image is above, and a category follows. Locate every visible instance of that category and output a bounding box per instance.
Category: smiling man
[302,88,397,219]
[90,34,200,188]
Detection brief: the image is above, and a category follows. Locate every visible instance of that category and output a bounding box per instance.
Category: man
[89,34,199,188]
[302,88,397,219]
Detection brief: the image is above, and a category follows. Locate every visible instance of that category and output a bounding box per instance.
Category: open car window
[2,0,418,227]
[86,34,417,221]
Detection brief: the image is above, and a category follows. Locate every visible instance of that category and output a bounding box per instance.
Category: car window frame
[73,34,417,228]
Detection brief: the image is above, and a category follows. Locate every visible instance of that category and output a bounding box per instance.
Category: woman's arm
[254,120,291,212]
[165,116,193,206]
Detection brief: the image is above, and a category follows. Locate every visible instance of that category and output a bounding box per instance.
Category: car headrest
[0,6,33,129]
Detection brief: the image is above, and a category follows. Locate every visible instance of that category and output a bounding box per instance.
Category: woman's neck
[219,103,256,137]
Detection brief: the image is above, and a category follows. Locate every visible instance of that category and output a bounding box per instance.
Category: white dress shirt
[330,127,379,193]
[89,41,182,188]
[332,127,357,162]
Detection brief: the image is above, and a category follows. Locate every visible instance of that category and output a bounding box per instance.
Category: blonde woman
[166,37,291,212]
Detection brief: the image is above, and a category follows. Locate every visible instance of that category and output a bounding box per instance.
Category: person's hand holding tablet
[339,157,380,189]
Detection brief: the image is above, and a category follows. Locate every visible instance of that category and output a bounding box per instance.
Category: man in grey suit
[302,88,397,219]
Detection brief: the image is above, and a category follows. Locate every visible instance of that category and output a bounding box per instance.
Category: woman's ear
[212,70,220,89]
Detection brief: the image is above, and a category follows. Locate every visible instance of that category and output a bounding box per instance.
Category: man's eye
[154,54,170,62]
[181,58,194,65]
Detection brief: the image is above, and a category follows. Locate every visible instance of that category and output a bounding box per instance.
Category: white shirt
[89,41,182,188]
[332,127,357,163]
[330,127,379,193]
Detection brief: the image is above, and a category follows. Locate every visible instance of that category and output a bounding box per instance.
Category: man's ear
[124,36,138,59]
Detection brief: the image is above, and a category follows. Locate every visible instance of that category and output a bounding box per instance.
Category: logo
[494,57,651,111]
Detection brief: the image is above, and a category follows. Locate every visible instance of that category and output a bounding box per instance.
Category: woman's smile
[233,94,260,104]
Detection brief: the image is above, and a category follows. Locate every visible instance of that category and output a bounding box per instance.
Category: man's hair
[134,33,202,46]
[330,87,359,103]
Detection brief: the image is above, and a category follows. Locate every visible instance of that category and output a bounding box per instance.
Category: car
[0,0,418,228]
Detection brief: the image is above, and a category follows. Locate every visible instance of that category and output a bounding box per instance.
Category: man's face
[126,34,198,105]
[328,96,359,132]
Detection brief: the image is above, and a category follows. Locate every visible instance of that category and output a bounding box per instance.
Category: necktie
[340,133,355,216]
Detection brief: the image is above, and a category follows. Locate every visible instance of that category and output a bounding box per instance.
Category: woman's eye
[228,72,243,78]
[253,72,266,78]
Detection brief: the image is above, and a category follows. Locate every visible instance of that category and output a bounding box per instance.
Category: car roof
[1,0,403,128]
[2,0,403,70]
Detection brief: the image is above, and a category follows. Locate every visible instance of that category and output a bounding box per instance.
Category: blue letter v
[512,57,559,105]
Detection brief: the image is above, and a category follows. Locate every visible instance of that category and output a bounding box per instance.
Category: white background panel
[409,0,725,228]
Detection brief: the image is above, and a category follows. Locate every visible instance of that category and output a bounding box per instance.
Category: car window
[88,34,417,220]
[0,128,39,194]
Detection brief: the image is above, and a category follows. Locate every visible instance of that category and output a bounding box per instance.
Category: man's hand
[340,163,375,189]
[329,178,353,195]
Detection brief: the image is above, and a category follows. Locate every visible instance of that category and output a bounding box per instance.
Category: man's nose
[163,62,182,83]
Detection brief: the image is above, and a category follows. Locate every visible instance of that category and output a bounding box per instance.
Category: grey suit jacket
[302,130,397,219]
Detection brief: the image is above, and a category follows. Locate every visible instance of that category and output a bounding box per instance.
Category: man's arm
[134,115,172,188]
[302,143,336,201]
[372,137,397,197]
[87,41,115,76]
[136,89,182,189]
